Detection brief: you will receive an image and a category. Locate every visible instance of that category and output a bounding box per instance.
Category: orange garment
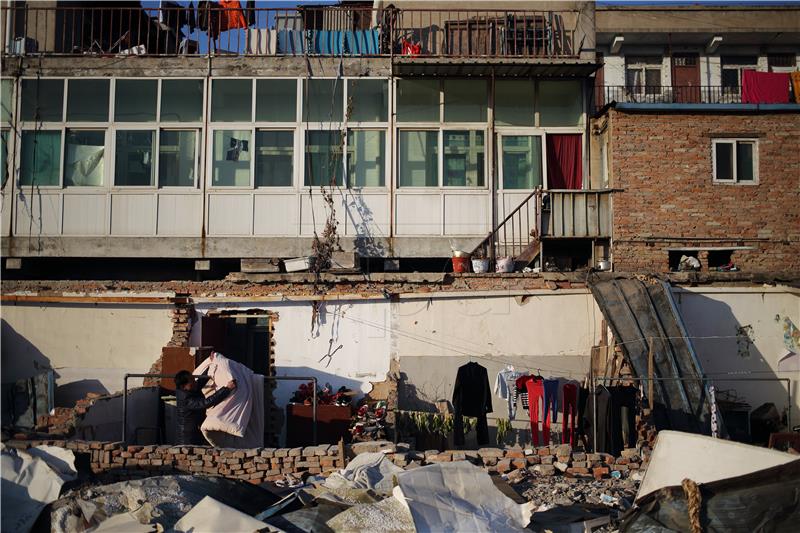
[219,0,247,31]
[791,71,800,104]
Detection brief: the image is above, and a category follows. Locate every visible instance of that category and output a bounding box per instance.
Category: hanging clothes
[452,362,492,446]
[525,377,545,446]
[219,0,248,31]
[583,385,612,453]
[789,71,800,104]
[546,134,582,189]
[575,386,590,444]
[608,385,638,456]
[561,383,578,446]
[515,374,533,410]
[741,70,790,104]
[543,379,559,424]
[494,368,524,420]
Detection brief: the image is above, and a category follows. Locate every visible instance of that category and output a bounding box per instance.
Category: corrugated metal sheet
[392,58,599,77]
[589,278,713,434]
[547,190,612,238]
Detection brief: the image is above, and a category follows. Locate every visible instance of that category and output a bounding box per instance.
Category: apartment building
[1,2,797,447]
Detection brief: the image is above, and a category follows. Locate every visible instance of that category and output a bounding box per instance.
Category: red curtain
[741,70,790,104]
[546,134,583,189]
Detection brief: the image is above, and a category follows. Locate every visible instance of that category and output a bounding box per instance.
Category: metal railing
[473,188,542,263]
[2,5,579,58]
[595,85,798,110]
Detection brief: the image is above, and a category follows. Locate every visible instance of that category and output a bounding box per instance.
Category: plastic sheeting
[393,461,534,532]
[1,444,77,532]
[174,496,268,533]
[323,452,403,494]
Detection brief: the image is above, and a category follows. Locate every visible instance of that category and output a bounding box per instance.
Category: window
[161,79,204,122]
[443,130,484,186]
[397,80,439,122]
[2,79,13,124]
[304,80,343,122]
[21,79,64,122]
[768,54,797,73]
[625,56,662,96]
[713,139,757,184]
[721,56,758,94]
[20,130,61,186]
[212,129,251,186]
[212,79,252,122]
[115,130,155,186]
[66,80,110,122]
[256,79,297,122]
[255,130,293,187]
[398,130,438,187]
[159,130,197,187]
[348,79,388,122]
[347,130,385,187]
[501,135,542,189]
[495,80,535,127]
[115,80,157,122]
[539,81,583,126]
[0,130,7,186]
[64,129,105,186]
[443,80,487,122]
[305,130,343,186]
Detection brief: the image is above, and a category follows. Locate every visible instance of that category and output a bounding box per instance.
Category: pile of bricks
[3,439,649,485]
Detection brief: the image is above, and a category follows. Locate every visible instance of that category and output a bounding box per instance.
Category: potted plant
[451,249,471,273]
[495,256,514,273]
[471,249,490,273]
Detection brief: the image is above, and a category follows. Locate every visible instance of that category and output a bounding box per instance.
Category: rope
[681,478,702,533]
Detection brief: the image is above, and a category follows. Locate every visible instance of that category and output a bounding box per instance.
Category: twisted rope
[682,478,702,533]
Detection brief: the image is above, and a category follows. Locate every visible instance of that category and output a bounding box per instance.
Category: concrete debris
[326,495,415,533]
[323,451,403,494]
[173,496,268,533]
[518,474,639,513]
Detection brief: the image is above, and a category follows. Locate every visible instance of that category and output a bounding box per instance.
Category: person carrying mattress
[174,370,237,445]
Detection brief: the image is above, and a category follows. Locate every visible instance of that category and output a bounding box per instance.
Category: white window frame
[720,56,758,95]
[712,138,759,185]
[496,129,547,191]
[625,56,663,97]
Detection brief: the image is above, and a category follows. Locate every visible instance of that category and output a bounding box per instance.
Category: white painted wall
[673,287,800,426]
[1,303,173,405]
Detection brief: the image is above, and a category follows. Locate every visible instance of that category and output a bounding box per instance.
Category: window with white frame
[625,56,662,96]
[1,79,12,188]
[18,78,203,189]
[396,79,488,188]
[721,56,758,94]
[713,139,757,184]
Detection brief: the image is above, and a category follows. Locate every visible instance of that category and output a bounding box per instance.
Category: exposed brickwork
[607,110,800,272]
[144,301,195,387]
[3,439,648,484]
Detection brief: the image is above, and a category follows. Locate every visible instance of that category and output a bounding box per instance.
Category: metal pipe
[122,373,319,446]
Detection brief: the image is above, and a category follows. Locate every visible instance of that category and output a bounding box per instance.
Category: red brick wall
[607,110,800,272]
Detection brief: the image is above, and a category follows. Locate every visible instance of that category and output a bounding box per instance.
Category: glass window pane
[212,130,251,186]
[255,130,293,187]
[1,130,7,185]
[443,130,484,187]
[348,79,388,122]
[347,130,385,187]
[161,79,203,122]
[212,79,252,122]
[256,79,296,122]
[736,142,754,181]
[495,80,534,126]
[115,130,154,186]
[502,136,542,189]
[721,69,739,90]
[21,79,64,122]
[20,130,61,186]
[399,130,438,187]
[305,130,343,186]
[397,80,439,122]
[539,81,582,127]
[444,80,487,123]
[66,79,110,122]
[715,142,733,180]
[304,80,343,122]
[2,79,13,124]
[159,130,196,187]
[115,80,157,122]
[64,129,105,186]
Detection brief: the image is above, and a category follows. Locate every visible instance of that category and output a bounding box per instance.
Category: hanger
[533,368,543,380]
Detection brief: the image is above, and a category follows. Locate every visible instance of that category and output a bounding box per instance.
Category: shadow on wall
[675,292,792,441]
[1,319,55,384]
[345,189,388,258]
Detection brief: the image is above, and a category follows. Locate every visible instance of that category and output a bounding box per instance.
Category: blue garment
[543,379,559,423]
[345,29,380,55]
[277,29,304,55]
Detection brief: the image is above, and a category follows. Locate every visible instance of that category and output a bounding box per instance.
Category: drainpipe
[488,68,496,264]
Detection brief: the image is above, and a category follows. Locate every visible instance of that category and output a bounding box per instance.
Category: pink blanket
[194,352,253,438]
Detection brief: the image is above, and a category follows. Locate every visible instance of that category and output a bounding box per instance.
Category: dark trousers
[609,385,638,456]
[454,412,490,446]
[584,386,612,453]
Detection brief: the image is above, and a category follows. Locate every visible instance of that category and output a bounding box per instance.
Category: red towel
[741,70,790,104]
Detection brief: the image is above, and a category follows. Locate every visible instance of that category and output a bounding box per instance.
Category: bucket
[495,257,514,273]
[452,256,471,273]
[471,258,490,273]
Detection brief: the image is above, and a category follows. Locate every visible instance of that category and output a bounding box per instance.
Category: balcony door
[496,132,543,252]
[672,53,701,103]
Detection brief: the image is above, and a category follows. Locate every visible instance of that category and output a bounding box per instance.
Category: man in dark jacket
[174,370,236,445]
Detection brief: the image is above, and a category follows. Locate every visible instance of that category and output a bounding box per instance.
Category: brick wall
[3,439,649,484]
[608,110,800,272]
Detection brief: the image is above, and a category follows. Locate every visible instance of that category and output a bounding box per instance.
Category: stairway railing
[472,187,542,262]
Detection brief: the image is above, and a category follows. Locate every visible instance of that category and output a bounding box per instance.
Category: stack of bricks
[2,439,649,484]
[167,302,195,348]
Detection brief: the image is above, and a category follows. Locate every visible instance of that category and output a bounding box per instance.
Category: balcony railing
[595,85,799,111]
[2,5,579,59]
